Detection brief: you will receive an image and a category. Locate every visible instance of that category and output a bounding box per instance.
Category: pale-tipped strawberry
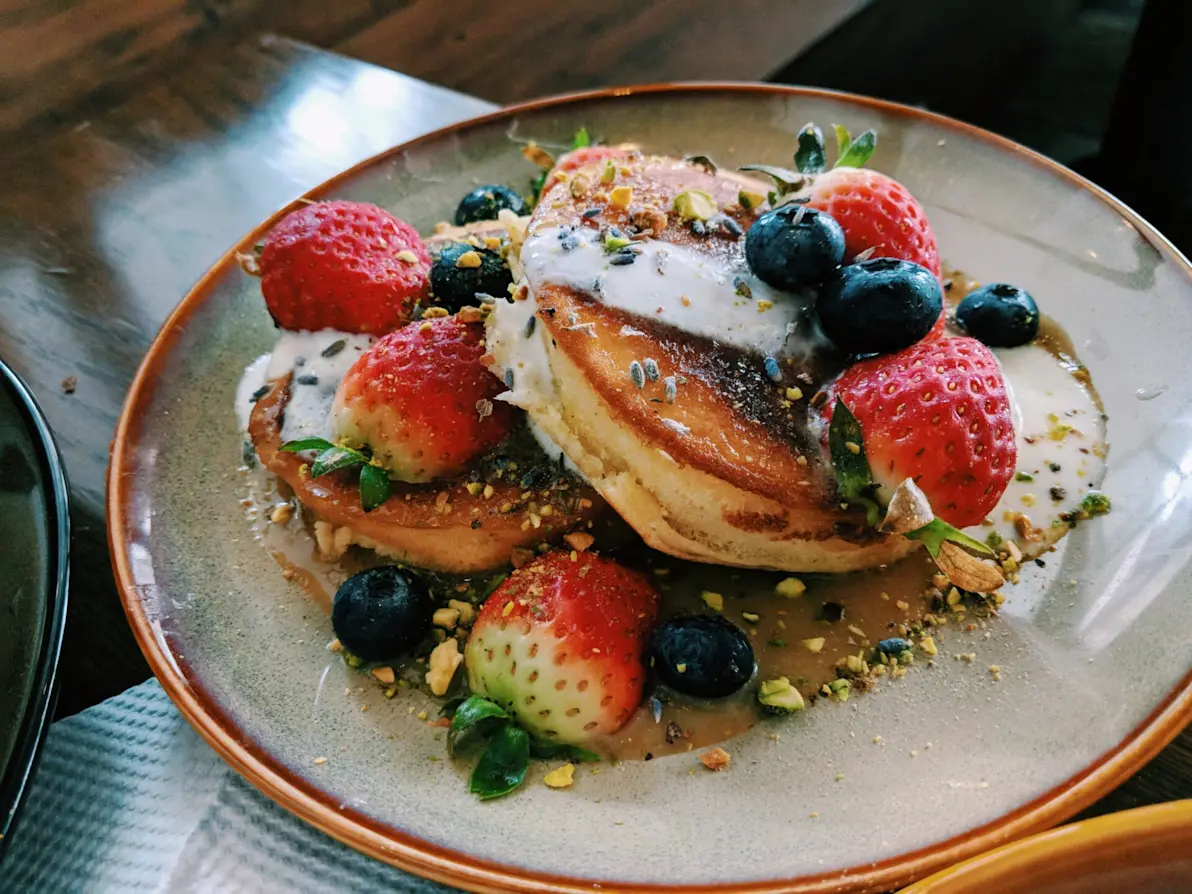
[464,551,659,746]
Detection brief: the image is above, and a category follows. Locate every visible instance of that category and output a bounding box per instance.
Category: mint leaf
[530,170,548,203]
[470,724,530,800]
[310,446,367,478]
[358,463,392,512]
[448,696,510,756]
[738,164,805,193]
[835,129,877,169]
[906,517,994,558]
[794,123,826,174]
[281,437,335,453]
[833,124,853,161]
[530,739,600,762]
[572,127,590,149]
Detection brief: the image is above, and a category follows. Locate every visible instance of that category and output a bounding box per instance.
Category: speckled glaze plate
[109,85,1192,893]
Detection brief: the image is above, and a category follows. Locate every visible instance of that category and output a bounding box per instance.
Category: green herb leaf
[311,446,367,478]
[572,127,591,149]
[470,724,530,800]
[834,128,877,169]
[448,696,511,756]
[530,170,549,204]
[905,517,994,558]
[833,124,853,161]
[529,739,601,762]
[827,399,881,526]
[476,571,509,603]
[794,123,826,174]
[358,463,392,512]
[738,164,805,193]
[281,437,336,454]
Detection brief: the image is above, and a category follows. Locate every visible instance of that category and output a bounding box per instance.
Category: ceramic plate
[903,799,1192,893]
[109,85,1192,893]
[0,359,68,856]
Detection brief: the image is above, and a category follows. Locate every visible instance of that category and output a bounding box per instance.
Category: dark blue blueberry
[744,205,845,291]
[453,185,527,225]
[955,282,1039,347]
[331,566,434,662]
[430,242,512,312]
[876,637,912,656]
[817,258,943,355]
[649,615,756,699]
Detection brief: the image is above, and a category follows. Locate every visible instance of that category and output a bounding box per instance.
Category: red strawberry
[260,200,430,334]
[824,336,1015,528]
[332,315,514,483]
[801,168,941,279]
[543,144,637,193]
[465,551,660,746]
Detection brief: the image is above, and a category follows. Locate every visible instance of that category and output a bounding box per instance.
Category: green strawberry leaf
[572,127,591,148]
[827,399,881,525]
[280,437,336,454]
[738,164,805,193]
[906,517,994,558]
[529,739,601,762]
[833,124,852,161]
[834,128,877,169]
[470,724,530,800]
[448,695,511,756]
[358,463,392,512]
[310,445,367,478]
[794,123,826,174]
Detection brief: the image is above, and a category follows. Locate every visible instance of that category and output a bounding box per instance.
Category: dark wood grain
[0,35,492,717]
[0,0,865,134]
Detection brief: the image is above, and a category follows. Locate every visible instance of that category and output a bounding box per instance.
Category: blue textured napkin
[0,681,452,893]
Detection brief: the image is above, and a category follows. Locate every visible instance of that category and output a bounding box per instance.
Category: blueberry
[454,185,527,226]
[955,283,1039,347]
[744,205,845,291]
[430,243,513,312]
[649,615,756,699]
[331,566,434,662]
[876,637,912,656]
[817,258,943,355]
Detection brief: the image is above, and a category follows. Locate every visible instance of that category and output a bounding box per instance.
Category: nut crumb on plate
[698,747,731,771]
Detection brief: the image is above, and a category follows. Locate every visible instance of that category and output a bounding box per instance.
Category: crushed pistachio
[610,185,633,208]
[785,386,804,401]
[1079,491,1111,516]
[802,637,826,653]
[544,763,576,789]
[920,636,939,657]
[701,591,725,612]
[673,189,717,221]
[757,677,805,713]
[738,190,766,211]
[826,679,851,702]
[698,747,731,771]
[775,577,806,598]
[454,250,482,269]
[1015,471,1034,482]
[425,639,462,696]
[741,611,761,624]
[433,607,461,630]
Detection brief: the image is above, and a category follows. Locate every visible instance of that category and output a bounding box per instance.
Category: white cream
[518,225,831,360]
[977,344,1107,545]
[234,330,374,442]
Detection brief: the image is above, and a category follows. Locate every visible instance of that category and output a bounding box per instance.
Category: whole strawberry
[260,200,430,333]
[332,316,514,483]
[824,336,1015,528]
[800,167,942,280]
[465,551,660,746]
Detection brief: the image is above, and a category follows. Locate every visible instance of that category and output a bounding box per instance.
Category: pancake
[248,375,601,572]
[486,156,919,572]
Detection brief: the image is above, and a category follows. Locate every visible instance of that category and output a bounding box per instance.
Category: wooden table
[0,29,1186,831]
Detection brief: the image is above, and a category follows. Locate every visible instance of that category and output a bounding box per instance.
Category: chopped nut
[673,189,717,221]
[738,190,766,211]
[455,250,482,269]
[741,610,760,624]
[785,386,804,401]
[775,577,806,598]
[920,636,939,656]
[396,249,419,263]
[757,677,805,713]
[327,638,343,653]
[433,607,461,630]
[313,521,352,561]
[563,532,595,552]
[701,591,724,612]
[270,502,294,525]
[610,185,633,208]
[425,639,463,696]
[802,637,825,653]
[60,375,77,394]
[313,756,328,765]
[371,666,396,685]
[448,599,475,625]
[698,747,731,771]
[544,763,576,789]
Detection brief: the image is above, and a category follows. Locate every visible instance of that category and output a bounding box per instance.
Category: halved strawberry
[464,551,659,746]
